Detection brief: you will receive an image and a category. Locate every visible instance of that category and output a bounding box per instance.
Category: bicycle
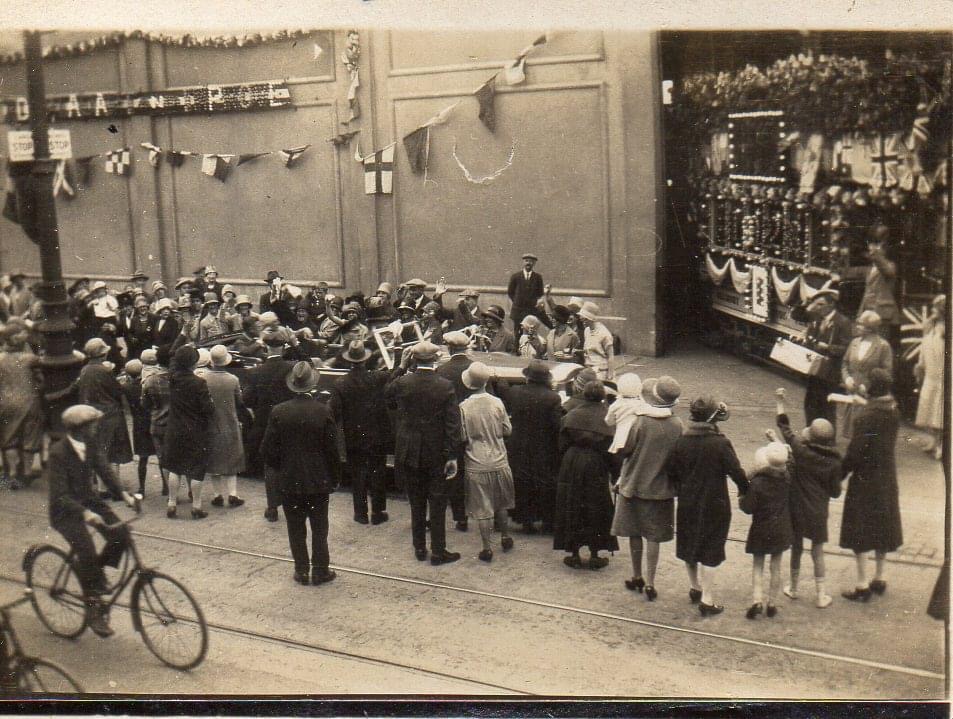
[22,513,209,671]
[0,591,83,694]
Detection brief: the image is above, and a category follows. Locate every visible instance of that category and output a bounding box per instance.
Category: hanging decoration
[2,80,294,124]
[342,31,361,123]
[401,101,461,176]
[166,150,188,168]
[52,160,75,199]
[503,58,526,86]
[799,276,834,304]
[236,152,271,166]
[750,264,770,321]
[728,257,751,294]
[452,140,516,185]
[201,154,233,182]
[0,29,325,65]
[364,143,395,195]
[104,148,131,176]
[474,78,497,133]
[278,145,311,167]
[140,142,162,168]
[705,252,730,285]
[75,156,95,186]
[328,130,360,147]
[869,132,901,189]
[769,266,801,305]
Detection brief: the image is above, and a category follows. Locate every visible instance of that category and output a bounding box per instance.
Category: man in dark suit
[242,340,296,520]
[507,253,545,337]
[435,332,474,531]
[47,405,139,637]
[262,362,341,586]
[329,340,392,526]
[793,288,853,429]
[385,341,463,565]
[258,270,296,326]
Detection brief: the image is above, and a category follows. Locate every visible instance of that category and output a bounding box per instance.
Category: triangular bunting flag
[75,156,95,187]
[354,140,364,164]
[346,69,361,123]
[475,77,497,133]
[328,130,360,147]
[403,126,430,174]
[907,102,931,151]
[166,150,187,168]
[236,152,270,166]
[278,145,311,167]
[516,33,548,61]
[364,143,395,195]
[104,148,131,176]
[52,160,76,199]
[503,57,526,86]
[429,101,460,127]
[140,142,162,168]
[201,154,232,182]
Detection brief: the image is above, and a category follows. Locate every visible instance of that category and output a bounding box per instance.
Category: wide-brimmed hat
[130,270,148,281]
[462,361,491,390]
[154,298,175,312]
[195,348,211,368]
[174,277,193,290]
[443,331,470,349]
[521,252,538,261]
[459,287,480,299]
[203,265,218,276]
[83,337,110,358]
[209,344,232,367]
[482,305,505,323]
[566,296,584,312]
[376,282,393,295]
[201,292,220,309]
[339,339,372,363]
[522,359,552,384]
[577,301,600,322]
[177,296,192,310]
[286,360,318,393]
[397,300,416,313]
[234,294,253,308]
[264,270,282,284]
[520,314,542,330]
[856,310,882,330]
[412,341,441,363]
[151,280,167,293]
[91,280,108,292]
[62,404,104,429]
[405,278,427,288]
[67,277,89,293]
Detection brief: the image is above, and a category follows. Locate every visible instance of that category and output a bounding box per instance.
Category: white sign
[6,129,73,161]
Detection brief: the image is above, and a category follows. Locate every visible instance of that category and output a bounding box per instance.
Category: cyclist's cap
[62,404,104,428]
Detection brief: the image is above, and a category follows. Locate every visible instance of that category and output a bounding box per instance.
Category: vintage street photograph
[0,1,948,712]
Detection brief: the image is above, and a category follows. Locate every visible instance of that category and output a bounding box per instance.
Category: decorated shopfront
[670,41,951,413]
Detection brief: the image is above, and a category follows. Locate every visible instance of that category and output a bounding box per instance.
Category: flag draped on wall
[869,133,901,189]
[104,148,131,175]
[364,143,395,194]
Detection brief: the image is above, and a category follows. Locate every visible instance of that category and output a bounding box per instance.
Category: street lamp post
[22,30,82,431]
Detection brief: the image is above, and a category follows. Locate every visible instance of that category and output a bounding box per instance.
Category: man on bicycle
[47,405,138,638]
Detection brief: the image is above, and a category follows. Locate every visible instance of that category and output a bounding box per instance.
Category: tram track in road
[0,573,531,696]
[1,505,944,685]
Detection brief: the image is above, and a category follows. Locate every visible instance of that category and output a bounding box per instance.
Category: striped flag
[279,144,310,167]
[364,143,395,195]
[104,148,131,175]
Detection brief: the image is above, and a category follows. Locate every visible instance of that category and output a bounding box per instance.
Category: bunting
[166,150,188,168]
[475,77,497,133]
[328,130,360,147]
[705,252,730,285]
[278,145,310,167]
[503,58,526,86]
[364,143,395,194]
[729,257,752,294]
[799,276,834,304]
[140,142,162,167]
[201,154,232,182]
[869,133,901,189]
[236,152,271,166]
[104,148,131,175]
[452,139,516,185]
[770,266,801,305]
[403,126,430,175]
[75,156,95,186]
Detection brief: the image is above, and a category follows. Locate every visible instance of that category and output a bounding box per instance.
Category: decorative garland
[770,266,801,305]
[676,51,952,138]
[452,140,516,185]
[0,29,323,65]
[799,276,834,304]
[728,257,752,294]
[705,252,730,285]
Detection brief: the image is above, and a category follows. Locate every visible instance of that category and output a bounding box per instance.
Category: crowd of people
[0,242,944,636]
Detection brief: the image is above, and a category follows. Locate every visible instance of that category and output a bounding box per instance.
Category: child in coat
[739,441,793,619]
[769,388,842,608]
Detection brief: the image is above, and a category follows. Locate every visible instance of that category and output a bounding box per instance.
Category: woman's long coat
[203,367,246,475]
[839,397,903,553]
[666,422,749,567]
[77,360,133,464]
[162,369,214,477]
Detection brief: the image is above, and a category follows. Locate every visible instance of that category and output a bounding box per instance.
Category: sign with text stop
[6,128,73,161]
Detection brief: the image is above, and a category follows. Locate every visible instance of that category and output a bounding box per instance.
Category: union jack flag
[869,133,900,189]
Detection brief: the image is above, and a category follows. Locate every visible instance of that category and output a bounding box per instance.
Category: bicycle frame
[0,598,30,673]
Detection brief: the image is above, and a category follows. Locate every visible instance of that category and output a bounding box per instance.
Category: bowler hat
[264,270,282,284]
[522,359,552,384]
[462,361,491,390]
[412,341,440,363]
[130,270,148,281]
[805,418,835,445]
[521,253,538,261]
[482,305,506,324]
[62,404,104,429]
[339,339,372,363]
[652,375,681,407]
[286,361,317,393]
[83,337,110,358]
[210,344,232,367]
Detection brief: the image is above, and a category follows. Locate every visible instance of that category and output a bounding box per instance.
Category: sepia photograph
[0,0,948,713]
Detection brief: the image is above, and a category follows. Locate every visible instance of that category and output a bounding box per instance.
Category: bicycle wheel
[15,656,84,694]
[132,572,208,670]
[24,546,87,639]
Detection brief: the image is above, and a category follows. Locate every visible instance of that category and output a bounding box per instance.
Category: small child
[739,441,793,619]
[770,388,842,608]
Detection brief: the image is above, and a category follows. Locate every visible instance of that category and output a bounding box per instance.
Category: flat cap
[62,404,104,428]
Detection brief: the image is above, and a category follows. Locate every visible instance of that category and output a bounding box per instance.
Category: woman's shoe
[191,509,208,520]
[816,593,833,609]
[765,604,778,618]
[166,505,176,519]
[563,555,583,569]
[869,579,887,595]
[478,549,493,563]
[210,495,224,507]
[227,495,245,507]
[588,556,609,570]
[782,585,798,600]
[746,602,764,620]
[688,588,703,604]
[644,585,658,602]
[841,586,872,602]
[625,577,645,592]
[501,536,514,552]
[699,601,724,617]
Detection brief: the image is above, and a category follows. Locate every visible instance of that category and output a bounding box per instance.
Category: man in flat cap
[47,405,140,637]
[385,341,463,565]
[792,287,852,429]
[507,253,545,338]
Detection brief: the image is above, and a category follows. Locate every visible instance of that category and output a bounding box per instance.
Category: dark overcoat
[329,366,393,456]
[162,368,213,477]
[242,356,296,456]
[739,466,793,555]
[776,413,841,542]
[504,381,563,525]
[151,316,180,350]
[261,395,341,499]
[77,360,133,464]
[435,354,473,403]
[667,422,749,567]
[839,397,903,553]
[384,368,460,472]
[47,438,124,527]
[120,375,155,457]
